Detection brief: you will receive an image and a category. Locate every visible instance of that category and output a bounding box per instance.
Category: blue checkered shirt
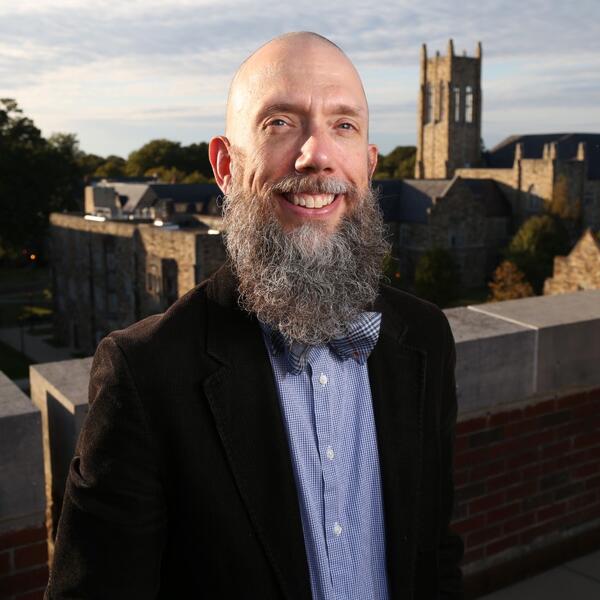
[260,313,390,600]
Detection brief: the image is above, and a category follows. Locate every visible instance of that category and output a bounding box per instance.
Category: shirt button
[319,373,328,386]
[326,446,335,461]
[333,522,343,536]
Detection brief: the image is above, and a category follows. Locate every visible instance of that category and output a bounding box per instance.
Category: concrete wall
[0,372,47,599]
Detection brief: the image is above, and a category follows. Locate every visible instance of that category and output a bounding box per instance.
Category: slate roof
[461,178,511,218]
[375,179,450,223]
[485,133,600,180]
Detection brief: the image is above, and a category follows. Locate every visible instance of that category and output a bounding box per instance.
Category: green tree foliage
[550,174,581,221]
[488,260,534,302]
[0,99,81,258]
[414,248,459,307]
[126,139,212,179]
[373,146,416,180]
[93,155,126,179]
[506,215,571,293]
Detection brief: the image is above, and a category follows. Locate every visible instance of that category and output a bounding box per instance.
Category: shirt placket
[309,348,345,599]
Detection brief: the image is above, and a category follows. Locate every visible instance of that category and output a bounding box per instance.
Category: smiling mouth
[284,193,337,209]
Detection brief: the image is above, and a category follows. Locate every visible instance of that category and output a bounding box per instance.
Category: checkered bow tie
[263,311,382,375]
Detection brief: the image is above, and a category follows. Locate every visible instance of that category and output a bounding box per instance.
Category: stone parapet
[0,372,47,599]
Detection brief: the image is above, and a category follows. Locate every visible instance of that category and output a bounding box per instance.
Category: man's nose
[294,131,334,174]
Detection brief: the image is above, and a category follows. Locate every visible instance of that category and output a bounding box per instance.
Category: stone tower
[415,40,482,179]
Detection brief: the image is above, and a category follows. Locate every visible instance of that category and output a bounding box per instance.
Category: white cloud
[1,0,599,156]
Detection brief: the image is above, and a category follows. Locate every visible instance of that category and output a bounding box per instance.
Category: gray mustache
[270,175,355,196]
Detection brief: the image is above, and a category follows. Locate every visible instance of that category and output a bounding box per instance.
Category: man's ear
[367,143,379,179]
[209,136,232,193]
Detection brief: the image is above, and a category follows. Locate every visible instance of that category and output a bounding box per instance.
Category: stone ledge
[0,372,45,535]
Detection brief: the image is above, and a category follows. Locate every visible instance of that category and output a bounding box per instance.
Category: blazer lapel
[369,293,426,599]
[201,267,311,600]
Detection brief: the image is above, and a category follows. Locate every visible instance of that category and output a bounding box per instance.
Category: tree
[373,146,416,179]
[94,155,126,179]
[506,215,571,293]
[414,248,459,307]
[488,260,534,302]
[550,174,581,221]
[0,99,81,260]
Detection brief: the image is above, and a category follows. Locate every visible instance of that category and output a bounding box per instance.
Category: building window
[454,86,461,122]
[465,86,473,123]
[425,83,433,123]
[439,81,445,120]
[147,264,160,294]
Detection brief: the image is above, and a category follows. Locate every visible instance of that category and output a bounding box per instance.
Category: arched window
[425,83,433,123]
[439,81,445,120]
[465,85,473,123]
[453,86,461,122]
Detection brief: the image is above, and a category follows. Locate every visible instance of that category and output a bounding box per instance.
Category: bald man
[46,33,463,600]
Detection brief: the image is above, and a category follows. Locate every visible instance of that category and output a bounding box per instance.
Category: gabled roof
[485,133,600,180]
[461,178,511,218]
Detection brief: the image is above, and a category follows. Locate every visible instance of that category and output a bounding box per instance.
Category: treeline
[0,97,416,260]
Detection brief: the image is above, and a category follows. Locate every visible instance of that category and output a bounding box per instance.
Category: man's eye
[338,122,356,131]
[269,118,287,127]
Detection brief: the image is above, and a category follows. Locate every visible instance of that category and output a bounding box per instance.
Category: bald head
[225,32,369,141]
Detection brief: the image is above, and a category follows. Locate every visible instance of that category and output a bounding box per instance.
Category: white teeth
[288,194,335,208]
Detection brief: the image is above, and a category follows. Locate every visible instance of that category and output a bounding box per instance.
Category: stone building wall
[584,180,600,231]
[49,214,226,355]
[544,229,600,295]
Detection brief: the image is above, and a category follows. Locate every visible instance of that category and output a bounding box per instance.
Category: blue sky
[2,0,599,158]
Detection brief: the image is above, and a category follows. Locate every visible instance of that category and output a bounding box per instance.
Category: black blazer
[46,264,463,599]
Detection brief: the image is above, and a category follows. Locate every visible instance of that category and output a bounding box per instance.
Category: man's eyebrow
[258,102,365,119]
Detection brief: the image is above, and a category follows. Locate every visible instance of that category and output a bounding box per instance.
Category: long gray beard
[222,175,390,345]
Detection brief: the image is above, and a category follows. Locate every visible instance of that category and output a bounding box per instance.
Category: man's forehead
[226,33,368,131]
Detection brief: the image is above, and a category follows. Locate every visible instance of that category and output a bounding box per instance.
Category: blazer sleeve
[46,335,167,599]
[437,315,465,599]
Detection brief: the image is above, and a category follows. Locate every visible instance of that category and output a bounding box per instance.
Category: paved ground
[480,549,600,599]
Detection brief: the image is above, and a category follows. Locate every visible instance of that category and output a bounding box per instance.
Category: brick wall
[453,387,600,571]
[0,527,48,600]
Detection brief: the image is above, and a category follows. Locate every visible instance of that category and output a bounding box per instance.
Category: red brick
[489,408,524,427]
[0,528,46,553]
[537,502,566,523]
[470,427,504,448]
[574,431,600,450]
[454,435,470,453]
[557,390,593,409]
[521,463,543,481]
[554,482,585,501]
[489,438,523,460]
[572,402,600,419]
[524,399,556,419]
[487,471,522,493]
[585,475,600,491]
[567,490,597,512]
[461,546,485,565]
[589,445,600,460]
[0,565,48,595]
[452,514,486,535]
[471,459,506,482]
[0,550,11,576]
[16,589,46,600]
[506,480,537,502]
[470,491,505,515]
[505,418,537,438]
[507,449,538,470]
[14,542,47,570]
[454,468,469,487]
[522,430,556,449]
[542,439,572,459]
[487,501,520,525]
[562,503,600,528]
[503,512,535,535]
[467,525,502,547]
[454,447,492,469]
[539,471,570,491]
[486,533,519,556]
[554,421,585,439]
[456,416,488,436]
[573,461,600,480]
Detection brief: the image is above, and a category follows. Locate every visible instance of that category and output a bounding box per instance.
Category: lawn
[0,339,32,380]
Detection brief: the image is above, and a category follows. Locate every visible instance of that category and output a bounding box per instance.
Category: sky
[2,0,600,158]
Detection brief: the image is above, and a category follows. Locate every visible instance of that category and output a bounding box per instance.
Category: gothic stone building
[50,212,226,355]
[403,39,600,289]
[544,229,600,295]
